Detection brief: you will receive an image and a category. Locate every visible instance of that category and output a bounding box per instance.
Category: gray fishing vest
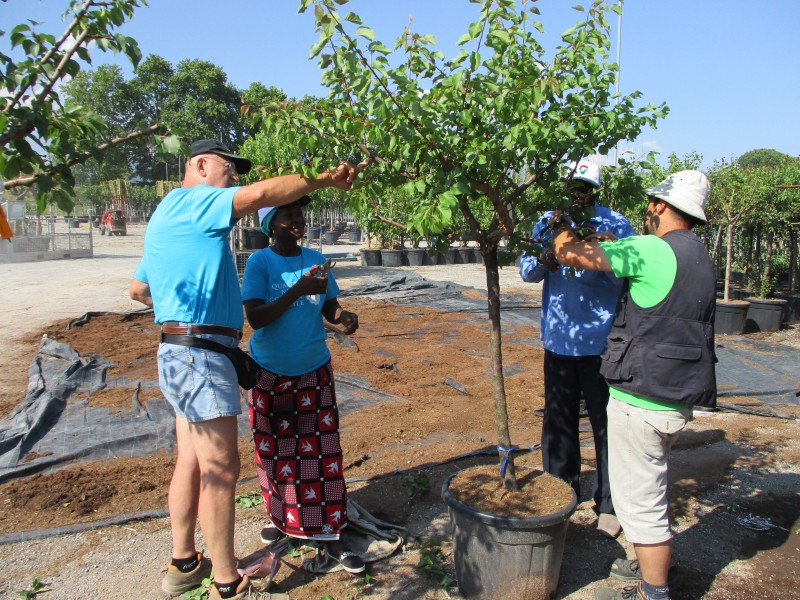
[600,229,717,408]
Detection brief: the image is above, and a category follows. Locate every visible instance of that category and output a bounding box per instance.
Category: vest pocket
[600,333,633,381]
[650,343,702,389]
[654,343,701,361]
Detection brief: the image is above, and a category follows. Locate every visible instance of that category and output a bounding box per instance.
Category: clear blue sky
[3,1,796,168]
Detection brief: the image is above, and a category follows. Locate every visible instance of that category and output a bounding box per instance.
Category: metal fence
[0,229,93,262]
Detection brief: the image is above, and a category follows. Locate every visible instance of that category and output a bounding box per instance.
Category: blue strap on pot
[498,443,543,477]
[498,445,518,477]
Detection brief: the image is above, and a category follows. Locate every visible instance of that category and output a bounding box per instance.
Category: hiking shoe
[610,558,642,582]
[260,523,288,544]
[327,547,366,575]
[161,552,212,596]
[597,513,621,539]
[208,574,290,599]
[595,583,646,600]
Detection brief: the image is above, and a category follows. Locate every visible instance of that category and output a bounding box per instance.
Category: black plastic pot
[348,228,361,243]
[323,231,339,245]
[405,248,425,266]
[443,471,577,599]
[380,249,404,267]
[241,227,268,250]
[444,248,457,265]
[360,248,381,267]
[744,297,788,333]
[715,300,750,335]
[423,250,438,266]
[773,293,800,324]
[457,247,474,264]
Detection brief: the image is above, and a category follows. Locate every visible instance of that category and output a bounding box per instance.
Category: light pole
[614,11,622,165]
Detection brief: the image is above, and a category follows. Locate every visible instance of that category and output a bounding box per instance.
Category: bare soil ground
[1,226,799,599]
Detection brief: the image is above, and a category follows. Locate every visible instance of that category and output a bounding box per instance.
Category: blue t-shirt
[241,246,339,376]
[519,204,634,357]
[133,185,243,329]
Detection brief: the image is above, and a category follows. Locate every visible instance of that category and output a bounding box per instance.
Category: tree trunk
[482,244,518,491]
[790,228,798,292]
[724,223,735,302]
[711,226,722,276]
[763,234,774,293]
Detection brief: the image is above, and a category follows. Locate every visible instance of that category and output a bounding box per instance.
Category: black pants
[542,350,613,515]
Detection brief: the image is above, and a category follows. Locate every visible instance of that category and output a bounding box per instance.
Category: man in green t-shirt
[552,170,716,600]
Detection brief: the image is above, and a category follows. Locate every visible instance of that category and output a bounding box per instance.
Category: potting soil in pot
[448,464,573,517]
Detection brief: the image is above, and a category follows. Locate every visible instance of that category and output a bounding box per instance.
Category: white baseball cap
[644,170,710,224]
[567,161,601,188]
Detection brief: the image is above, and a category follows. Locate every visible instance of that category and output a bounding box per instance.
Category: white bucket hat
[644,170,709,224]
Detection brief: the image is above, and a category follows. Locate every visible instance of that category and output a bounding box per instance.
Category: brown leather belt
[161,322,242,340]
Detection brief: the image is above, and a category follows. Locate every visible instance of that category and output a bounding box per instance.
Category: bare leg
[633,542,671,587]
[189,416,241,583]
[169,417,200,559]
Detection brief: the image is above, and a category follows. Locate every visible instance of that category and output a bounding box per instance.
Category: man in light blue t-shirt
[129,139,365,600]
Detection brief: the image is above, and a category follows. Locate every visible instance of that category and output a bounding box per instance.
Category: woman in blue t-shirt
[241,195,363,574]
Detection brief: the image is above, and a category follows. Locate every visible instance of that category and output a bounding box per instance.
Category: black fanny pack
[161,333,259,390]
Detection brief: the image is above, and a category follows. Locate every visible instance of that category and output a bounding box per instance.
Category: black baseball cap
[189,139,252,175]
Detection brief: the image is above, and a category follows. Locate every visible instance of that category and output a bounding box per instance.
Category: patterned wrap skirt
[248,360,348,540]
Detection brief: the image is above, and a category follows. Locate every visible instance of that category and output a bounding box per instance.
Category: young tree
[255,0,667,488]
[0,0,181,212]
[706,161,769,301]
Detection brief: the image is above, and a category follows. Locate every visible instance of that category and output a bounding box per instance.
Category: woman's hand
[338,310,359,335]
[294,272,328,296]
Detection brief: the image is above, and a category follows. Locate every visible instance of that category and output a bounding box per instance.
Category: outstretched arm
[553,223,613,272]
[232,161,367,218]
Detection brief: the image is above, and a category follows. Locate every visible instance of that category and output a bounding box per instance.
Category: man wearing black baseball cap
[188,139,253,176]
[130,139,365,600]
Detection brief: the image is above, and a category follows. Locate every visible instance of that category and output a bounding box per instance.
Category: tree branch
[3,123,162,190]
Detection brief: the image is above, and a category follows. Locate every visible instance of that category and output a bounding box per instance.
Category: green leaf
[368,41,391,54]
[468,21,483,39]
[488,29,511,47]
[344,12,362,24]
[310,37,327,58]
[469,51,481,71]
[356,26,376,41]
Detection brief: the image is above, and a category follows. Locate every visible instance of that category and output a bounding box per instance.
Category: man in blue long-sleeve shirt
[520,160,634,538]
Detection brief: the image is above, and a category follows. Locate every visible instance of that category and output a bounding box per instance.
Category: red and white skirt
[248,360,348,540]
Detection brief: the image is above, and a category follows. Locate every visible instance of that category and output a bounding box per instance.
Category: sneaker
[597,513,622,539]
[595,583,646,600]
[260,523,288,544]
[208,574,290,599]
[610,558,642,582]
[161,552,212,597]
[327,547,366,575]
